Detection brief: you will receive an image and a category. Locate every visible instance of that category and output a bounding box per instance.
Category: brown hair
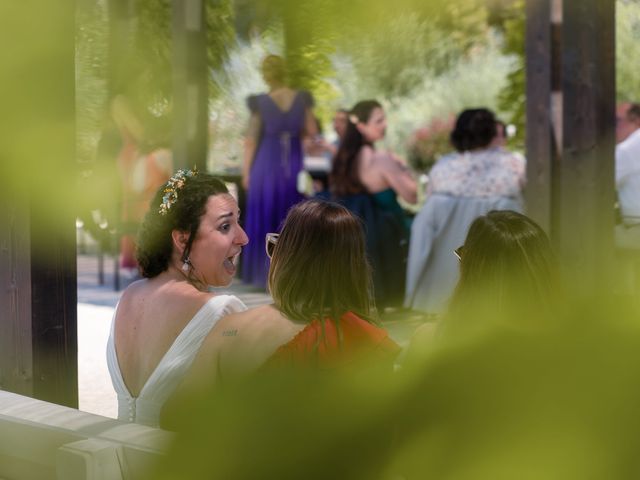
[446,210,559,334]
[268,199,375,323]
[261,54,287,87]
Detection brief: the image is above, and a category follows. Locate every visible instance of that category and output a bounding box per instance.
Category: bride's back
[113,278,212,396]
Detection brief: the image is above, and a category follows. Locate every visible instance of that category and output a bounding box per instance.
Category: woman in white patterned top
[428,108,525,199]
[406,108,526,314]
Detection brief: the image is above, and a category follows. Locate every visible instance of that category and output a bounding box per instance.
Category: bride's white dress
[106,294,246,427]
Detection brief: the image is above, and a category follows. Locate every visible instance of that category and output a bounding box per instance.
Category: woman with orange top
[183,199,400,388]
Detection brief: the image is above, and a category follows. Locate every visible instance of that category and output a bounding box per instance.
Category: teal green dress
[335,189,410,308]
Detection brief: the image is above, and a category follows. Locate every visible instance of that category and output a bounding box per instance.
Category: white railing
[0,390,172,480]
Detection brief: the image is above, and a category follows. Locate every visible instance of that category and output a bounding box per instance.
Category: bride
[106,169,249,428]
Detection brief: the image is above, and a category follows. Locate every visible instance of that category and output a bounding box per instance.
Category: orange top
[266,312,400,369]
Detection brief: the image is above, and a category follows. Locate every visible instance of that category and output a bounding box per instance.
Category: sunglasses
[265,233,279,259]
[454,245,464,261]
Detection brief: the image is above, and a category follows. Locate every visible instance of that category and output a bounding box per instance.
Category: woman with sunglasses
[406,210,559,361]
[445,210,559,333]
[423,211,557,338]
[182,199,399,385]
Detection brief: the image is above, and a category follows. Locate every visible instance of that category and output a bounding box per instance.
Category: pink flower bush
[406,114,455,172]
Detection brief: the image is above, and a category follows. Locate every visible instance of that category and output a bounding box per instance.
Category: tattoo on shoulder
[222,329,238,337]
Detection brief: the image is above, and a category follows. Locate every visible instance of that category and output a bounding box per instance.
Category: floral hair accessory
[159,167,199,215]
[349,114,359,124]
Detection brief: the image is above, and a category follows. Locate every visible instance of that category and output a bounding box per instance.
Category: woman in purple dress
[241,55,316,289]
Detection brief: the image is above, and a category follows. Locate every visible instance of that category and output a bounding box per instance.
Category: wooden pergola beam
[0,2,78,407]
[526,0,615,295]
[172,0,209,171]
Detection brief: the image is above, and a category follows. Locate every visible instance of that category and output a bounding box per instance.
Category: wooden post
[526,0,616,295]
[524,0,553,232]
[0,199,33,396]
[172,0,209,171]
[0,2,78,407]
[556,0,616,294]
[30,211,78,406]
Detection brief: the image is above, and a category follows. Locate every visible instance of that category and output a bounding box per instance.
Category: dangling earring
[182,257,191,272]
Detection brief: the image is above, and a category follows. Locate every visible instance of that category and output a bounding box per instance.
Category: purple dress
[242,90,312,289]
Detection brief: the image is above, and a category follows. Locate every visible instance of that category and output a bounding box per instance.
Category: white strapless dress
[106,294,246,427]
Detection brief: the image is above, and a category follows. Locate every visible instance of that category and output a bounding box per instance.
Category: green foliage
[373,34,518,165]
[152,295,640,480]
[338,4,489,100]
[495,0,525,149]
[113,0,233,121]
[280,0,339,123]
[617,0,640,101]
[75,0,109,165]
[206,0,236,99]
[208,32,283,173]
[76,0,236,150]
[342,13,452,99]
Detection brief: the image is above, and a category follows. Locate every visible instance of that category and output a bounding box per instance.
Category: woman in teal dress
[329,100,417,308]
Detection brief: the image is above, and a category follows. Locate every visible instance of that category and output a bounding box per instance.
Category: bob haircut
[330,99,382,196]
[450,108,498,152]
[268,199,374,324]
[447,210,559,331]
[136,173,229,278]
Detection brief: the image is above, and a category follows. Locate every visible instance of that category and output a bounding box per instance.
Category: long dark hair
[268,199,375,323]
[446,210,559,332]
[136,173,229,278]
[330,100,381,196]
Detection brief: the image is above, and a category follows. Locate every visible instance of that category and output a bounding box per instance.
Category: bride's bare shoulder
[117,277,213,321]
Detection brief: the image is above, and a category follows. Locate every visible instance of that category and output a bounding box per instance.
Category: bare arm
[303,107,318,138]
[242,113,261,191]
[161,312,250,425]
[380,153,418,204]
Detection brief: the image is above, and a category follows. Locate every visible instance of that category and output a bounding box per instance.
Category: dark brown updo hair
[136,173,229,278]
[450,108,498,152]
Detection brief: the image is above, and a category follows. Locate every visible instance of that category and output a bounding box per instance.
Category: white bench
[0,390,172,480]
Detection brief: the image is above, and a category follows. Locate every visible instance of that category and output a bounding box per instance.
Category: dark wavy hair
[450,108,497,152]
[446,210,559,333]
[268,199,375,324]
[330,100,381,196]
[136,173,229,278]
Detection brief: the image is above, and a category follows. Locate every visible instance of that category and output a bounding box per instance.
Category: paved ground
[76,252,426,418]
